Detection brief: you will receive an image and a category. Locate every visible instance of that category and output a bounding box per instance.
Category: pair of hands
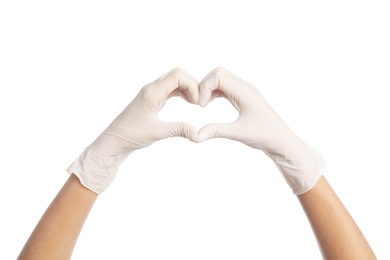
[67,67,325,195]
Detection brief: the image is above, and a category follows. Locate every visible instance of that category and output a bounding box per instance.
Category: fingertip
[198,94,209,107]
[199,67,233,107]
[198,132,210,143]
[182,123,199,143]
[186,85,199,105]
[164,122,199,143]
[157,68,199,104]
[198,123,218,141]
[199,80,213,107]
[198,122,237,141]
[175,68,200,105]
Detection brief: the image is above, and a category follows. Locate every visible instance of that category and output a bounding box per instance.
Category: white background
[1,0,389,259]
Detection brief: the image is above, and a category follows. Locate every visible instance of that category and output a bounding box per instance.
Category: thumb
[161,122,199,143]
[198,122,238,143]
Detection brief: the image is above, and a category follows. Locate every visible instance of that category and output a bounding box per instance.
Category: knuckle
[212,67,228,77]
[178,123,189,134]
[139,84,155,101]
[168,67,184,79]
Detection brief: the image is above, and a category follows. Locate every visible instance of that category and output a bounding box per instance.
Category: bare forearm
[298,176,376,259]
[18,174,97,260]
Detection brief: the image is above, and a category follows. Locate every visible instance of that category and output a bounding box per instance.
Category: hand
[198,67,326,194]
[67,68,199,194]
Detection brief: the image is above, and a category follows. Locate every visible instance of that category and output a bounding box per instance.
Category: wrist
[67,142,130,195]
[265,142,326,195]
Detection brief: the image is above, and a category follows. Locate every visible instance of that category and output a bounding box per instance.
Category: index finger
[154,67,199,104]
[199,67,253,108]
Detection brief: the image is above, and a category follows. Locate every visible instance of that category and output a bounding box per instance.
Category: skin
[197,67,377,258]
[298,176,376,259]
[18,173,376,259]
[17,68,376,259]
[18,174,97,260]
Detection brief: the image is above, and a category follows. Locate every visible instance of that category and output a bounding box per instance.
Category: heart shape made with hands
[153,67,248,143]
[68,67,326,195]
[151,68,251,142]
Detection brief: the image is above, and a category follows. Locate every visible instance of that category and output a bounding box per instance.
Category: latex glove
[198,68,326,195]
[67,68,199,194]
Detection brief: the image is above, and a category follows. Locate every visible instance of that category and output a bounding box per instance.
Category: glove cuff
[265,142,326,195]
[66,143,129,194]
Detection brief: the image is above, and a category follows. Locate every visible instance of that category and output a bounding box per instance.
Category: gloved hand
[198,67,326,194]
[67,68,199,194]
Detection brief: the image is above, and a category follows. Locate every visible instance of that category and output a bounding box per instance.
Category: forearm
[298,176,376,259]
[18,174,97,260]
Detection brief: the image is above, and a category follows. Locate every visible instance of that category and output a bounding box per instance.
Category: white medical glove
[67,68,199,194]
[198,68,326,195]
